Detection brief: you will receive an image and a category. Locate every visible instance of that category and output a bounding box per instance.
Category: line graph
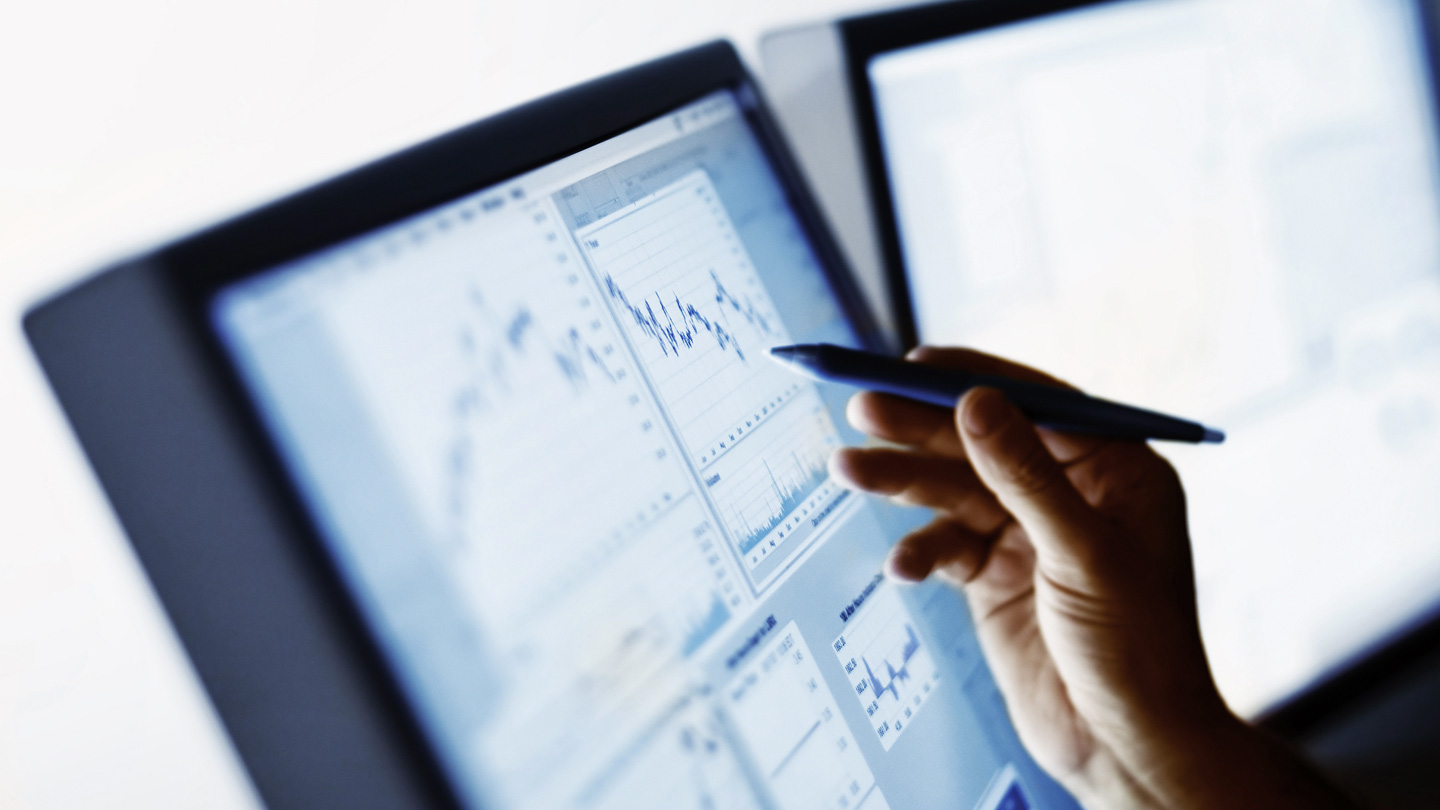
[715,405,833,556]
[454,289,620,417]
[555,326,619,387]
[445,278,663,573]
[833,585,939,751]
[602,269,771,361]
[754,455,827,545]
[577,170,853,588]
[701,392,852,584]
[324,197,703,631]
[862,624,920,704]
[577,169,797,459]
[315,186,770,808]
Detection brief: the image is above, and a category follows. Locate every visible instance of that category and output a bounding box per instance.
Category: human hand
[831,347,1354,810]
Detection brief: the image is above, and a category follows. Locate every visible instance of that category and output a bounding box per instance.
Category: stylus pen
[770,343,1225,444]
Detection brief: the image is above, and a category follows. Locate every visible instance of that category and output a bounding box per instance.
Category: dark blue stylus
[770,343,1224,444]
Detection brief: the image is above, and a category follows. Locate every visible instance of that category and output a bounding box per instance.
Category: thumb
[957,387,1104,588]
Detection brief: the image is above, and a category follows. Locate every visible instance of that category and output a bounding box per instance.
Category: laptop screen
[211,89,1078,810]
[867,0,1440,715]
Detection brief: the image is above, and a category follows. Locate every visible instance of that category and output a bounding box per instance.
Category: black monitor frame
[836,0,1440,735]
[23,41,883,810]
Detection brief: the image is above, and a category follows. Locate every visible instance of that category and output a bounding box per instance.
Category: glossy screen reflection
[212,91,1080,810]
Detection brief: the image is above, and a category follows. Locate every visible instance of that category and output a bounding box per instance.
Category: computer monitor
[26,44,1078,810]
[839,0,1440,721]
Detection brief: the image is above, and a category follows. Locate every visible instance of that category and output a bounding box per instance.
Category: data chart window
[211,90,1076,810]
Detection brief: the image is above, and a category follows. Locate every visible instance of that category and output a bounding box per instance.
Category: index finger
[846,347,1075,455]
[847,391,967,456]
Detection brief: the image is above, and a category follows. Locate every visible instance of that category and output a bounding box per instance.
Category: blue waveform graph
[445,286,637,547]
[862,624,921,703]
[553,327,618,389]
[711,270,775,338]
[577,168,850,584]
[732,455,829,556]
[456,289,622,410]
[505,307,535,349]
[576,168,804,478]
[698,393,850,588]
[834,586,940,750]
[602,269,772,362]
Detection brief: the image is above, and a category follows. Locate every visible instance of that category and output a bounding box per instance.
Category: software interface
[212,91,1077,810]
[870,0,1440,714]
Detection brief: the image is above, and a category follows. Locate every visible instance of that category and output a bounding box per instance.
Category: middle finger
[830,447,1010,533]
[847,391,966,456]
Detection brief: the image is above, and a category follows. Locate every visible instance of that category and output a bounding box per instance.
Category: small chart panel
[578,168,853,589]
[833,584,940,751]
[701,392,850,579]
[577,168,797,462]
[727,621,891,810]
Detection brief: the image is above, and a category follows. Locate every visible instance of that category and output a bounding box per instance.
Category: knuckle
[1073,443,1179,509]
[996,434,1065,496]
[1073,444,1138,504]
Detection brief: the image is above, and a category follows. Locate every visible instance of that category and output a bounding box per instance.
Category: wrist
[1073,705,1246,810]
[1132,711,1358,810]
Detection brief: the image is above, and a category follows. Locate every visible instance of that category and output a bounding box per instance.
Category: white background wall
[0,2,896,807]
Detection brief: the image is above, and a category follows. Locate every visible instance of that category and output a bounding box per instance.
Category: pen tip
[1202,427,1226,444]
[768,345,826,379]
[768,352,796,371]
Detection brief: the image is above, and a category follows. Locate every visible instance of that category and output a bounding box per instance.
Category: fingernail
[963,388,1011,438]
[844,393,871,432]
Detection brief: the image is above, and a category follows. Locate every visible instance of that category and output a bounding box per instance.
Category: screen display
[869,0,1440,714]
[213,90,1078,810]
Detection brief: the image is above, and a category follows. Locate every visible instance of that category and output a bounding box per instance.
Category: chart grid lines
[576,168,854,591]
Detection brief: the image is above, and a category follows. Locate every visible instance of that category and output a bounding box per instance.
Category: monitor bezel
[836,0,1440,734]
[24,40,886,810]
